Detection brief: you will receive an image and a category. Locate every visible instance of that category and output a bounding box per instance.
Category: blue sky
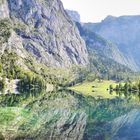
[61,0,140,22]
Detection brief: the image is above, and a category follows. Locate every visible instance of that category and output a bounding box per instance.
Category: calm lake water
[0,89,140,140]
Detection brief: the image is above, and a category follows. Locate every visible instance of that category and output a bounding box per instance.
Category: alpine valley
[0,0,140,140]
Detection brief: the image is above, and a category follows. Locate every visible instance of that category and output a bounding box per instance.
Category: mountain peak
[103,15,116,22]
[86,15,140,71]
[66,9,81,22]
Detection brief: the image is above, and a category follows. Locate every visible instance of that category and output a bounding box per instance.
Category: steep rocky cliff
[0,0,88,68]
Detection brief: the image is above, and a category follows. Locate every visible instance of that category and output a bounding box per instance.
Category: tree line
[109,81,140,93]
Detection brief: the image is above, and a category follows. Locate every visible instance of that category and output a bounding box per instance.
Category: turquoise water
[0,90,140,140]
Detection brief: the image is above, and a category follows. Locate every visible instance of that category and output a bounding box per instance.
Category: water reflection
[111,90,140,103]
[0,89,140,140]
[108,109,140,140]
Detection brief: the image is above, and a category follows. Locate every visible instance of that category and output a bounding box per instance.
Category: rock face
[66,9,81,22]
[0,0,9,19]
[0,0,88,68]
[84,15,140,71]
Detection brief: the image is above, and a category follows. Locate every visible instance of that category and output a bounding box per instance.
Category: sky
[61,0,140,22]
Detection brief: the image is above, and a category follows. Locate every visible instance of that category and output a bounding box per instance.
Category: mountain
[65,9,133,79]
[76,22,129,67]
[0,0,88,68]
[84,15,140,71]
[66,10,81,22]
[0,1,136,84]
[75,22,132,79]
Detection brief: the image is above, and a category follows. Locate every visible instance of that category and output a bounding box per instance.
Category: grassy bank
[69,80,118,99]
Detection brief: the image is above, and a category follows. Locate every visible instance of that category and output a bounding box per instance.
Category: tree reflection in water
[0,89,139,140]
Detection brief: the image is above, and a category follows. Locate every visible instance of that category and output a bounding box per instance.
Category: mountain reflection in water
[0,89,140,140]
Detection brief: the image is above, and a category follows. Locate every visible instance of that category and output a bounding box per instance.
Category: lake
[0,89,140,140]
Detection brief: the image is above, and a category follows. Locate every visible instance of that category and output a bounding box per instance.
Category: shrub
[0,19,12,44]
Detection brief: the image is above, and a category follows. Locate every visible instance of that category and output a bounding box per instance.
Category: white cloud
[61,0,140,22]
